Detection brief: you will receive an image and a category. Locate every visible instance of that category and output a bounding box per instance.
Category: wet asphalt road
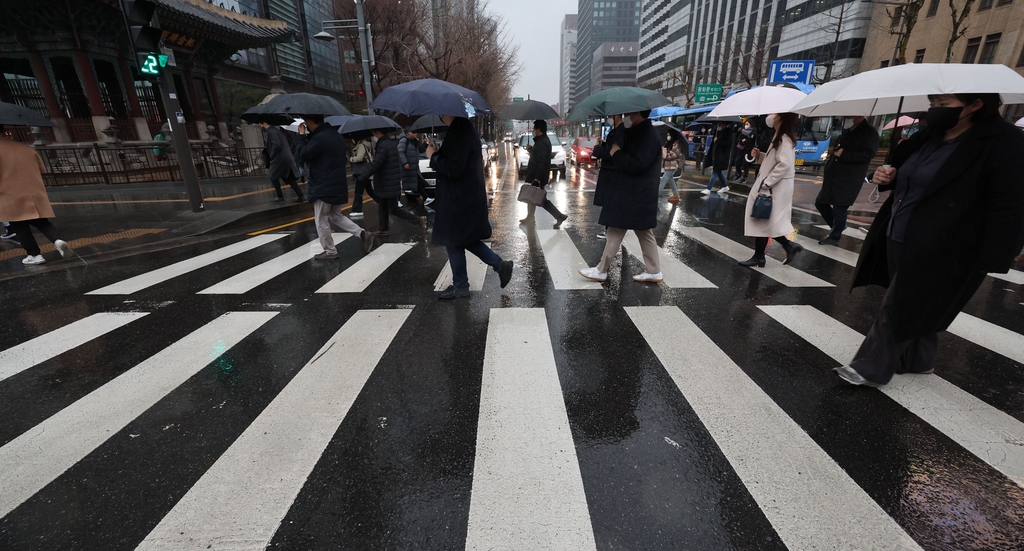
[2,142,1024,550]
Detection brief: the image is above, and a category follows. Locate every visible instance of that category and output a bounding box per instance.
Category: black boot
[738,255,766,267]
[780,239,804,265]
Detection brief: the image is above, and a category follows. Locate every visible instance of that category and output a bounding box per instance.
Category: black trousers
[272,175,303,199]
[752,235,793,258]
[10,218,59,256]
[376,197,419,231]
[523,182,564,221]
[849,238,938,385]
[816,202,849,240]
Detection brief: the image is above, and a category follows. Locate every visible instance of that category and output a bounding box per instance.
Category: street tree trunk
[945,0,977,62]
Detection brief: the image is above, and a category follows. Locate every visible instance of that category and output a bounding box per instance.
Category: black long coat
[598,119,662,230]
[429,117,492,247]
[852,117,1024,341]
[265,126,300,181]
[591,125,624,207]
[817,121,880,207]
[707,128,732,171]
[294,123,349,205]
[359,135,404,199]
[525,132,553,186]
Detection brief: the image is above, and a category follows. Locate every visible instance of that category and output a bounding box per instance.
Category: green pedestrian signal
[139,53,169,75]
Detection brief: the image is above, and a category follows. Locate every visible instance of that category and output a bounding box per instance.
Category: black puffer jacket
[359,135,403,199]
[398,133,421,191]
[294,123,348,205]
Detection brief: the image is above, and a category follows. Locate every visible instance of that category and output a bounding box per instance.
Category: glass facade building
[574,1,641,105]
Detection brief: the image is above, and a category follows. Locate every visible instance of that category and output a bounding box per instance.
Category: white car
[514,132,568,180]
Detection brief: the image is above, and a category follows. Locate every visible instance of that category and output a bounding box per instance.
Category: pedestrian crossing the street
[620,231,717,288]
[433,244,491,291]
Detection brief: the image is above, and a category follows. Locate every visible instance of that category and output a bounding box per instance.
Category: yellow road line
[52,183,310,205]
[247,216,316,236]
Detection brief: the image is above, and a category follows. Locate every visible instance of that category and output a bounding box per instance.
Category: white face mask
[622,116,634,129]
[843,119,854,129]
[606,117,615,126]
[765,114,777,128]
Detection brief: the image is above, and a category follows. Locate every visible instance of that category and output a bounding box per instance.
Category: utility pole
[313,1,374,112]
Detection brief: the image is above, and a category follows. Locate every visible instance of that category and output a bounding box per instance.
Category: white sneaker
[578,267,607,282]
[424,197,435,206]
[633,272,664,283]
[54,239,73,258]
[596,230,607,239]
[397,201,404,208]
[349,212,364,218]
[22,255,45,265]
[718,186,730,194]
[700,189,711,195]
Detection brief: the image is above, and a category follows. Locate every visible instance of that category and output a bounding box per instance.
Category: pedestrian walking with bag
[0,128,73,265]
[658,132,683,203]
[816,116,880,245]
[261,121,305,203]
[591,115,625,239]
[426,116,513,299]
[702,122,731,195]
[579,110,663,283]
[294,115,374,260]
[519,120,568,228]
[738,112,803,267]
[348,137,372,218]
[835,93,1024,387]
[356,129,426,237]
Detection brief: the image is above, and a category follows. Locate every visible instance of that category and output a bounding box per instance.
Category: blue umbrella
[325,114,359,128]
[649,105,686,119]
[371,78,491,117]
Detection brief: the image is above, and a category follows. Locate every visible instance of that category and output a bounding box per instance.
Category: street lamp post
[314,0,374,111]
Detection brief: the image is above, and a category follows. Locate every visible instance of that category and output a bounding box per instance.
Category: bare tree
[945,0,977,62]
[734,27,772,88]
[808,0,855,82]
[887,0,926,65]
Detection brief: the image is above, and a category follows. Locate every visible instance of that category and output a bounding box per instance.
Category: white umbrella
[1016,117,1024,128]
[282,118,304,133]
[707,84,808,117]
[791,63,1024,117]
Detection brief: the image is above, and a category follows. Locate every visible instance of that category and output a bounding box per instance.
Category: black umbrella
[326,114,359,128]
[652,121,685,143]
[339,115,402,137]
[262,93,351,117]
[371,78,491,117]
[0,101,56,127]
[408,115,447,132]
[240,103,293,125]
[499,99,559,121]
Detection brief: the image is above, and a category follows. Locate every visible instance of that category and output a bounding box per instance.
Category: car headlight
[819,151,828,161]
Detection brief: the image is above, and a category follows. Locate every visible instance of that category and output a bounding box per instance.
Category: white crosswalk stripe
[759,305,1024,489]
[86,234,287,295]
[625,305,921,550]
[947,313,1024,365]
[620,231,717,288]
[466,308,596,550]
[792,234,859,267]
[677,226,834,287]
[316,243,415,293]
[0,312,148,383]
[197,234,349,294]
[0,312,276,518]
[814,225,867,240]
[136,309,410,551]
[536,229,603,290]
[434,243,491,291]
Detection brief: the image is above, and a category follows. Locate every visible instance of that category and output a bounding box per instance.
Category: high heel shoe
[783,242,804,265]
[738,256,766,267]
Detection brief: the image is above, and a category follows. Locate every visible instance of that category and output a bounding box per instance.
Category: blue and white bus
[794,116,833,167]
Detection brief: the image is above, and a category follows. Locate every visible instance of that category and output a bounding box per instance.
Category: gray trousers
[313,200,363,255]
[597,228,660,274]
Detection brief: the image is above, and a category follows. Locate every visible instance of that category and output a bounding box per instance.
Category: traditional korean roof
[154,0,295,46]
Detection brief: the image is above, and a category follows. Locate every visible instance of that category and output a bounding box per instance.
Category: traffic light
[122,0,162,68]
[139,53,169,75]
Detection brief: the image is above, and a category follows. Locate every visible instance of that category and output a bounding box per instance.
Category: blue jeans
[447,241,501,289]
[706,170,727,190]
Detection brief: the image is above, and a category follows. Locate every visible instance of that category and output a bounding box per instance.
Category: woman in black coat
[835,93,1024,387]
[591,115,625,238]
[579,112,663,283]
[815,117,880,244]
[426,116,513,299]
[357,131,424,235]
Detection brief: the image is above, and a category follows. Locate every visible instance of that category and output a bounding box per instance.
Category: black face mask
[925,106,964,133]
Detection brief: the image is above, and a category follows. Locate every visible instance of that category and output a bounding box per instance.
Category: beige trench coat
[743,135,795,238]
[0,137,53,222]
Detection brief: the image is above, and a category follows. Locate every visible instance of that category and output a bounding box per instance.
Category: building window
[914,49,926,63]
[962,37,981,63]
[979,33,1001,63]
[978,0,994,9]
[881,59,890,68]
[996,0,1013,5]
[889,7,902,28]
[926,0,940,16]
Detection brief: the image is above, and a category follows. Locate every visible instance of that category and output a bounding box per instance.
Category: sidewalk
[1,176,314,275]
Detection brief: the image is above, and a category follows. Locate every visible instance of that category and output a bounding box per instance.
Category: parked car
[569,137,599,167]
[513,132,568,180]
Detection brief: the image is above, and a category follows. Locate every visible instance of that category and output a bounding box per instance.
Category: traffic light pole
[159,69,205,212]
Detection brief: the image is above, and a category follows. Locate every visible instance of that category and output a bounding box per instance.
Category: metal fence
[37,143,267,186]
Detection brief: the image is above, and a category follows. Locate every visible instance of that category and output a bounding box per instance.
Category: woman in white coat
[739,112,804,267]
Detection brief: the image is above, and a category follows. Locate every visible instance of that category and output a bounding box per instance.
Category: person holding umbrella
[294,115,374,259]
[738,112,804,267]
[355,127,426,236]
[815,116,879,246]
[591,114,626,239]
[701,122,732,195]
[835,93,1024,387]
[519,119,568,228]
[260,120,305,203]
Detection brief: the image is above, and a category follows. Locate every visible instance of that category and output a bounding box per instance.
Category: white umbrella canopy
[707,84,808,117]
[1016,117,1024,128]
[791,63,1024,116]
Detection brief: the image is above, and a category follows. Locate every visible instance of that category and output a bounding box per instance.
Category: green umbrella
[566,87,671,122]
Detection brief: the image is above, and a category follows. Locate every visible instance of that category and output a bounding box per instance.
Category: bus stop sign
[769,60,816,85]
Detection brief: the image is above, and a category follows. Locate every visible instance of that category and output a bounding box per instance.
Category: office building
[560,15,579,118]
[592,42,640,92]
[573,0,641,105]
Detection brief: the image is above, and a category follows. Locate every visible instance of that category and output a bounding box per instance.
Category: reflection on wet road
[1,142,1023,550]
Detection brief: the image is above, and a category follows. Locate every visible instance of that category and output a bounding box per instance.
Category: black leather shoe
[783,242,804,265]
[818,236,840,246]
[437,285,470,299]
[294,196,305,203]
[738,256,766,267]
[498,260,514,288]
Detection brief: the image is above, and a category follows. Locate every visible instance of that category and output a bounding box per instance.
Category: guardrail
[37,143,268,186]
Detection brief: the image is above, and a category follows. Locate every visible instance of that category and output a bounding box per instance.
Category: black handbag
[750,182,773,219]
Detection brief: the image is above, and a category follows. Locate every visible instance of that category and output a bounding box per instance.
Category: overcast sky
[486,0,578,107]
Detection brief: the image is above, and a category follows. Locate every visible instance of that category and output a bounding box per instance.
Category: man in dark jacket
[398,130,427,203]
[357,130,426,236]
[579,110,663,284]
[520,120,568,228]
[702,122,732,194]
[836,94,1024,387]
[591,115,625,238]
[426,116,513,299]
[261,122,304,203]
[294,115,373,259]
[816,116,880,245]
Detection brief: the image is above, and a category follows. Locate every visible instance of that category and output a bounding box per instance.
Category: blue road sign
[768,60,816,85]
